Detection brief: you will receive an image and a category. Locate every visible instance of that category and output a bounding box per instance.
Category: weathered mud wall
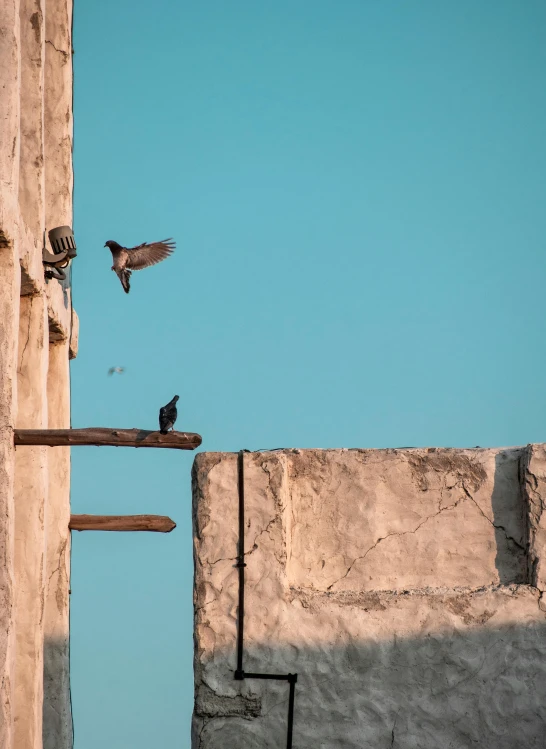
[193,447,546,748]
[0,0,76,747]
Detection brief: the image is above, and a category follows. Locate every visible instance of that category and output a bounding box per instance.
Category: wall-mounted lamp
[43,226,77,281]
[49,226,77,259]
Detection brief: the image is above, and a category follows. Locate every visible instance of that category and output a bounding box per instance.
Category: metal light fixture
[43,226,77,281]
[48,225,77,259]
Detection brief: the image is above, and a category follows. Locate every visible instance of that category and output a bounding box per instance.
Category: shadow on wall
[43,636,72,749]
[491,451,528,585]
[194,620,546,749]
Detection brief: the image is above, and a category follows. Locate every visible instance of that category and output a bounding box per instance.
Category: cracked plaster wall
[14,294,49,749]
[193,447,546,748]
[0,0,75,747]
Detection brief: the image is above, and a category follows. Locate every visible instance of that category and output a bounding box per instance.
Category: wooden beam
[14,428,201,450]
[69,514,176,533]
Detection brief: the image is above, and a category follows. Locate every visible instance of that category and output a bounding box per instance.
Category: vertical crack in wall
[461,483,526,552]
[522,446,546,609]
[18,295,34,374]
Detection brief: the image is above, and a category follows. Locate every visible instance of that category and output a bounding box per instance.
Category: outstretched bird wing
[125,239,175,271]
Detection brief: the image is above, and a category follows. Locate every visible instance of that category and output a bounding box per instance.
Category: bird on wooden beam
[104,238,175,293]
[159,395,179,434]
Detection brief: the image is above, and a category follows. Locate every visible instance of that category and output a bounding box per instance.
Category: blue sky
[70,2,546,746]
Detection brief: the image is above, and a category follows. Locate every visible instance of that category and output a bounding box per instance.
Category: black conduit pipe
[233,450,298,749]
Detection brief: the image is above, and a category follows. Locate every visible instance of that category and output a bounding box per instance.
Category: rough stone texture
[0,0,75,746]
[68,309,78,360]
[14,294,49,749]
[524,445,546,602]
[42,3,74,742]
[0,231,20,749]
[18,0,45,239]
[43,340,72,749]
[0,5,22,743]
[288,449,527,592]
[44,0,73,233]
[193,448,546,749]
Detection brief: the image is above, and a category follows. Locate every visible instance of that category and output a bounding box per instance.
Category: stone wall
[193,447,546,748]
[0,1,76,747]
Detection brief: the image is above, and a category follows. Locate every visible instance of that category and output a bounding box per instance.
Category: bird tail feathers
[118,269,131,293]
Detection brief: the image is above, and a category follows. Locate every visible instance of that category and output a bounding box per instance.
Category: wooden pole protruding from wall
[14,428,202,450]
[69,514,176,533]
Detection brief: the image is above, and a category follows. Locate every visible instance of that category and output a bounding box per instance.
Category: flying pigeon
[104,238,175,293]
[107,366,125,376]
[159,395,179,434]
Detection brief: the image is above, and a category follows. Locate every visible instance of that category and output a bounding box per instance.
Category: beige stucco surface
[43,339,72,749]
[0,0,75,746]
[0,227,20,749]
[14,295,49,749]
[193,447,546,748]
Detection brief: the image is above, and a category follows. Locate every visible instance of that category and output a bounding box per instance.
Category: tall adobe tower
[0,1,77,748]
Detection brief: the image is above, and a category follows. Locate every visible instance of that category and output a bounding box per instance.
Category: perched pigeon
[108,366,125,376]
[159,395,179,434]
[105,238,175,293]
